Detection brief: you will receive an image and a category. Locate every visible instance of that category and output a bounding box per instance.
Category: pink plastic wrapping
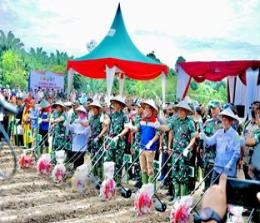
[100,178,116,201]
[18,154,34,169]
[52,163,66,183]
[37,154,52,177]
[134,183,154,216]
[170,196,193,223]
[100,162,116,201]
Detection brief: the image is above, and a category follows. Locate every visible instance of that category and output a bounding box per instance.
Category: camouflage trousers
[105,139,125,185]
[171,152,191,197]
[90,140,104,180]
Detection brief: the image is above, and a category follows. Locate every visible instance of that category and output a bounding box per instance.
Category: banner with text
[29,70,64,91]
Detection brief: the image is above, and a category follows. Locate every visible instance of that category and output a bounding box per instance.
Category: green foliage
[0,50,27,88]
[188,80,227,104]
[190,80,199,91]
[0,30,71,89]
[0,31,24,56]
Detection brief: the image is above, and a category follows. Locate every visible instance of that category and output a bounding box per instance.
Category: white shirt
[69,118,91,152]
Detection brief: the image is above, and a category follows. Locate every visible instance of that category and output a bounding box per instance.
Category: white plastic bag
[71,164,90,192]
[103,161,115,179]
[55,150,66,164]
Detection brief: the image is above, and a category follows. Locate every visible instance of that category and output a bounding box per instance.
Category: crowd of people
[0,86,260,222]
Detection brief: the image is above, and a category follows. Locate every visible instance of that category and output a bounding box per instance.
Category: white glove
[145,140,153,150]
[94,137,99,143]
[224,163,231,174]
[183,147,190,158]
[112,136,119,143]
[124,123,134,130]
[199,132,206,140]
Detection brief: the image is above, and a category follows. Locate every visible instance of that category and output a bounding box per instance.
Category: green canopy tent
[67,3,168,102]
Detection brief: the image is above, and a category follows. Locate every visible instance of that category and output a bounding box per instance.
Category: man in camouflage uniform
[106,96,129,186]
[51,101,66,161]
[131,101,143,188]
[203,100,222,189]
[242,101,260,179]
[164,101,196,198]
[88,101,109,180]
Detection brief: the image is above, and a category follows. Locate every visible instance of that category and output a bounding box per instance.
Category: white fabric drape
[105,65,116,103]
[234,77,247,105]
[176,65,191,100]
[161,72,166,105]
[245,68,259,117]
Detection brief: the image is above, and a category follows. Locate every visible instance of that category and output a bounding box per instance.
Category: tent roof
[67,4,168,80]
[178,60,260,84]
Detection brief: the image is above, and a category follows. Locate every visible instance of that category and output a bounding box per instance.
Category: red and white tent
[176,60,260,116]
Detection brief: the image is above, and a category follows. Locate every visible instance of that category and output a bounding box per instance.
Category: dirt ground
[0,145,253,223]
[0,146,170,223]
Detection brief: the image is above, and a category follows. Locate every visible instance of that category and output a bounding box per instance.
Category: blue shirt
[40,112,49,131]
[30,108,39,129]
[139,116,159,151]
[204,127,240,177]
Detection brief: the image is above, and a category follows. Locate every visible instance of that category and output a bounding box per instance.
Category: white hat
[87,101,102,109]
[175,100,193,115]
[219,108,239,121]
[110,95,126,107]
[75,105,87,114]
[141,99,158,112]
[64,101,73,107]
[52,100,65,108]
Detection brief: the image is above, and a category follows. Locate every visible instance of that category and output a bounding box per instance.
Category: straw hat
[174,100,193,115]
[219,108,239,121]
[110,95,126,107]
[75,105,87,114]
[141,99,158,112]
[64,101,73,107]
[52,100,65,108]
[87,101,102,109]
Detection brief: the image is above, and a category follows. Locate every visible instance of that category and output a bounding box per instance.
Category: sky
[0,0,260,66]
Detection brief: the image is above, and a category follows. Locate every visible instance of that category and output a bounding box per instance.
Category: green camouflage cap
[208,100,221,108]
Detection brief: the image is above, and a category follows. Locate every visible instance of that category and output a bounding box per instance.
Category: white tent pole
[67,68,74,96]
[119,74,125,96]
[161,72,166,106]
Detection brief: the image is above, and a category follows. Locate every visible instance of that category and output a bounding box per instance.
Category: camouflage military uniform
[203,117,222,189]
[65,111,77,151]
[89,114,104,179]
[132,114,142,182]
[106,110,129,185]
[160,115,176,178]
[52,111,66,159]
[168,116,195,196]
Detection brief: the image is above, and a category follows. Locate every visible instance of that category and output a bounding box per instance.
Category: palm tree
[0,30,24,55]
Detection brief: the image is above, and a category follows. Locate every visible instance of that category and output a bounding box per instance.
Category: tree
[146,51,161,63]
[0,31,24,56]
[1,50,27,88]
